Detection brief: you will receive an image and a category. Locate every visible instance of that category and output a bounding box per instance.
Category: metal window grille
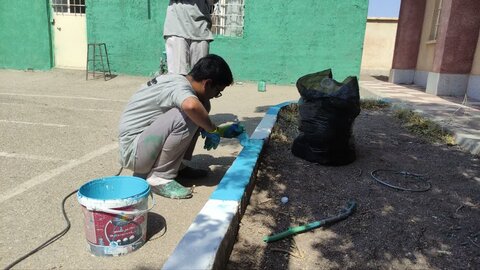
[212,0,244,37]
[52,0,86,15]
[429,0,442,41]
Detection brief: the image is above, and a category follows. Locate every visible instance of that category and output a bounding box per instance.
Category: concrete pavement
[0,69,300,269]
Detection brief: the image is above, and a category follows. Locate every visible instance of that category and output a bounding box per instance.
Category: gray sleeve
[171,86,198,109]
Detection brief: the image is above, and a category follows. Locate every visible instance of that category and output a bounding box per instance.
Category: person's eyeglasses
[212,85,223,98]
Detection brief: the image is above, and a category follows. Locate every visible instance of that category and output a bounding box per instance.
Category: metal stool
[86,43,112,80]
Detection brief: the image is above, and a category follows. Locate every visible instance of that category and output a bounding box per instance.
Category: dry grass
[270,104,298,143]
[360,99,390,110]
[274,101,455,146]
[394,109,456,145]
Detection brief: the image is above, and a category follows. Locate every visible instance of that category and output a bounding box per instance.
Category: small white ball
[281,196,289,204]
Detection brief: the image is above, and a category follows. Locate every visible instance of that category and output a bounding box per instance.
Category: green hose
[263,200,357,243]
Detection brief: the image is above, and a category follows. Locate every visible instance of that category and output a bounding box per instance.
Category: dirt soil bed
[228,104,480,269]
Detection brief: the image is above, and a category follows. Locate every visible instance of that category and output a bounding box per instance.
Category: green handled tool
[263,200,357,243]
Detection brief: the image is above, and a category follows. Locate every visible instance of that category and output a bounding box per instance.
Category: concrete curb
[162,102,293,270]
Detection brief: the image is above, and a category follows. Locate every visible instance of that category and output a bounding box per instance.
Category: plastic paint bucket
[77,176,153,256]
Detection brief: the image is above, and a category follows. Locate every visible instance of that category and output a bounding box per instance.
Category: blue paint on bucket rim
[78,176,150,201]
[77,176,152,256]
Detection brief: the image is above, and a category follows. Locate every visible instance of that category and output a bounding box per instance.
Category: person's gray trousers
[133,100,210,180]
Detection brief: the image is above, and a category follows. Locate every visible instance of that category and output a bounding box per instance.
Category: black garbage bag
[292,69,360,165]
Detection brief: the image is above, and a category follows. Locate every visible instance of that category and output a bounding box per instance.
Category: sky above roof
[368,0,401,18]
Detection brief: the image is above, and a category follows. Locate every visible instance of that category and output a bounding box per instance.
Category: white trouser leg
[189,40,209,68]
[165,36,189,75]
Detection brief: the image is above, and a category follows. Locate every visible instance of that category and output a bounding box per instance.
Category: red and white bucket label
[80,201,148,255]
[82,207,145,246]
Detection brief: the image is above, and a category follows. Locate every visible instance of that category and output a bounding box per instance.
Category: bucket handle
[89,193,155,216]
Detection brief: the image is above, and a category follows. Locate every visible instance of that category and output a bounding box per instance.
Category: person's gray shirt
[118,74,197,169]
[163,0,218,41]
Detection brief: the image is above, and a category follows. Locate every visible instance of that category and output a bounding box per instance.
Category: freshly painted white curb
[162,200,239,270]
[162,101,294,270]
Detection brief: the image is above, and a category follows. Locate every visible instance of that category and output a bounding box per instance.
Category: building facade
[0,0,368,84]
[390,0,480,100]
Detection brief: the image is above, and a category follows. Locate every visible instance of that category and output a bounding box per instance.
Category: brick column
[389,0,426,84]
[426,0,480,96]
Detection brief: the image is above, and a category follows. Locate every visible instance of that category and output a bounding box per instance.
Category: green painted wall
[214,0,368,84]
[0,0,367,82]
[87,0,368,83]
[86,0,165,76]
[0,0,53,70]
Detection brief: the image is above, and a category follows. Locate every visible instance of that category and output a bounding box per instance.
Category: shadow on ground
[372,75,389,82]
[228,105,480,269]
[146,212,167,241]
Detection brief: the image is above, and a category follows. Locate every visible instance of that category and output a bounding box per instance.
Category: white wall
[361,17,398,75]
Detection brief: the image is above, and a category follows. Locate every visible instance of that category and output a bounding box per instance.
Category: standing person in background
[163,0,218,75]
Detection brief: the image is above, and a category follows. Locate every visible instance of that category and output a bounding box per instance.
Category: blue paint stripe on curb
[162,101,296,269]
[211,101,294,201]
[210,139,264,201]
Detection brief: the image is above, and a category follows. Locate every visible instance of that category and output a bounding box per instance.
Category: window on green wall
[212,0,244,37]
[52,0,86,15]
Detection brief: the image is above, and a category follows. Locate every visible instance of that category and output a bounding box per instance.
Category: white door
[52,0,87,70]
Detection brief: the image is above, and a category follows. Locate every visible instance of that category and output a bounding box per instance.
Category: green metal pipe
[263,200,357,243]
